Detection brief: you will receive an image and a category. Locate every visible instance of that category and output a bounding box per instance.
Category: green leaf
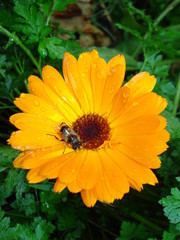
[52,0,77,12]
[159,187,180,231]
[5,168,19,195]
[11,193,36,216]
[116,23,143,40]
[163,230,177,240]
[0,210,16,240]
[116,221,148,240]
[32,217,55,240]
[39,0,77,19]
[38,37,80,59]
[162,110,180,140]
[14,224,36,240]
[13,0,51,44]
[0,145,19,167]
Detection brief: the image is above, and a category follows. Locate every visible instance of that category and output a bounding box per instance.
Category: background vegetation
[0,0,180,239]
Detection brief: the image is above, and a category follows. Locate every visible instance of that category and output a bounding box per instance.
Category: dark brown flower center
[72,114,110,150]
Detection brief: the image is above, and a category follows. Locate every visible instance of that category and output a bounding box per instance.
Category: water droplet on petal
[123,92,129,98]
[20,146,26,151]
[41,107,46,112]
[34,100,39,106]
[21,93,26,98]
[133,101,138,107]
[81,73,85,78]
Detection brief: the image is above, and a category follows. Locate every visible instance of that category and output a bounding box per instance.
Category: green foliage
[159,186,180,231]
[0,0,180,239]
[116,221,148,240]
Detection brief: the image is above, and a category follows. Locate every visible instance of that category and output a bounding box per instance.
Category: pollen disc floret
[73,114,110,150]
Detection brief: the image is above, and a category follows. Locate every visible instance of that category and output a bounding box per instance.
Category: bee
[59,123,82,150]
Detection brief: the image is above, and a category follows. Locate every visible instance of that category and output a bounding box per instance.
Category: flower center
[73,114,110,150]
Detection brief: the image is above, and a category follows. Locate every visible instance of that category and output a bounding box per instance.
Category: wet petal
[42,65,82,117]
[14,93,63,123]
[77,150,98,190]
[28,75,78,123]
[81,189,97,207]
[125,72,156,97]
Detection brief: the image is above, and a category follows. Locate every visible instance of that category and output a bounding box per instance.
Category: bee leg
[60,139,66,154]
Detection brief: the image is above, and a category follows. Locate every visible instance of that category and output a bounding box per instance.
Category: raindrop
[41,107,46,112]
[81,73,85,78]
[34,100,39,106]
[133,101,138,107]
[123,92,129,98]
[20,146,26,151]
[21,93,26,98]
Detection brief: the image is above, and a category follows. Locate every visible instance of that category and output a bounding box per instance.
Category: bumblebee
[59,123,82,150]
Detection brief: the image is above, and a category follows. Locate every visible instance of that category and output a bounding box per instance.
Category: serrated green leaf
[163,231,176,240]
[116,23,143,39]
[116,221,148,240]
[5,168,19,195]
[0,145,19,166]
[159,187,180,231]
[13,0,51,44]
[38,37,80,60]
[162,110,180,140]
[52,0,77,11]
[0,210,16,240]
[11,193,36,216]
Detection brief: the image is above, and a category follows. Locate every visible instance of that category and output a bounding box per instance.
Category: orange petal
[78,53,94,112]
[26,167,47,183]
[63,52,90,113]
[14,93,63,123]
[28,76,78,123]
[9,113,59,134]
[125,72,156,97]
[100,54,126,114]
[90,57,107,114]
[110,91,167,125]
[108,148,158,187]
[117,144,161,169]
[111,115,168,136]
[54,178,66,192]
[8,130,60,151]
[39,151,76,179]
[98,149,129,194]
[42,65,82,117]
[67,180,81,193]
[13,145,66,169]
[81,189,97,207]
[58,151,83,184]
[92,155,124,203]
[76,150,98,190]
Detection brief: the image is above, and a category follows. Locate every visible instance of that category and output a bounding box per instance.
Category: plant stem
[0,25,42,77]
[172,74,180,116]
[154,0,180,26]
[133,0,180,58]
[131,212,163,233]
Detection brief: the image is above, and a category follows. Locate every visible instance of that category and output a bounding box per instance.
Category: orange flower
[8,49,169,207]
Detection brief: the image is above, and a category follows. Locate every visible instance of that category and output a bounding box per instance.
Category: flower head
[8,49,169,207]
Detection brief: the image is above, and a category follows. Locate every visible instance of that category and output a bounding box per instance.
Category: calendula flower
[8,49,169,207]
